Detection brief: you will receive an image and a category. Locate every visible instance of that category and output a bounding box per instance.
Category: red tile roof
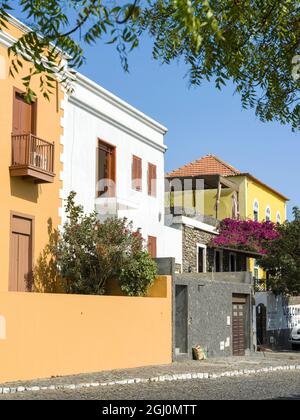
[166,154,289,201]
[166,154,241,177]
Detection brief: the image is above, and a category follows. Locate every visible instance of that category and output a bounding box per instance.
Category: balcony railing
[10,133,55,183]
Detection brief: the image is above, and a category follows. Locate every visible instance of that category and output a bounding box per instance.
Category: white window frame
[196,243,207,273]
[265,205,271,222]
[229,252,237,272]
[276,211,281,224]
[214,249,223,273]
[253,199,259,221]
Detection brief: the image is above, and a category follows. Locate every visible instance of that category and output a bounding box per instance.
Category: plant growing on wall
[34,191,157,296]
[212,218,280,254]
[259,207,300,296]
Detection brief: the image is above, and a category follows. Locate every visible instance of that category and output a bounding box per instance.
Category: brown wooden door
[232,303,245,356]
[10,214,33,292]
[13,91,33,134]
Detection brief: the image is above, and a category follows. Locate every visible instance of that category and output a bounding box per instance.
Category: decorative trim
[69,95,167,153]
[0,30,15,48]
[7,14,32,34]
[75,73,168,136]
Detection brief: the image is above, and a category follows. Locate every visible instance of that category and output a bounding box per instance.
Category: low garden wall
[0,276,172,383]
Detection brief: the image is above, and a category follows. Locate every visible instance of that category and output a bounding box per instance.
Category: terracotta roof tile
[166,154,241,177]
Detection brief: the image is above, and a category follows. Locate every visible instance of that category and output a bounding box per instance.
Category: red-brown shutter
[132,156,142,191]
[148,236,157,258]
[148,163,157,197]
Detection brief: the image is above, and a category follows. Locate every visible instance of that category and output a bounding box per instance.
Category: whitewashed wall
[62,73,182,264]
[256,292,300,330]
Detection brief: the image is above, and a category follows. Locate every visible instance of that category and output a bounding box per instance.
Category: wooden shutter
[10,214,33,292]
[132,156,142,191]
[148,163,157,197]
[96,140,116,197]
[13,89,35,134]
[148,236,157,258]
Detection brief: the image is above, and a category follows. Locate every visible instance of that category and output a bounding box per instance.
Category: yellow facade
[245,177,287,223]
[0,19,63,291]
[244,176,287,281]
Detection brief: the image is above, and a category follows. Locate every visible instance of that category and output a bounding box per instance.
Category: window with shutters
[148,163,157,197]
[132,155,142,191]
[96,140,116,197]
[148,236,157,258]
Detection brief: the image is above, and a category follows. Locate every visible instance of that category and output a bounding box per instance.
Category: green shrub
[119,251,158,296]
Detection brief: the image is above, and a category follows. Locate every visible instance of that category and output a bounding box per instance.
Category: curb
[1,364,300,395]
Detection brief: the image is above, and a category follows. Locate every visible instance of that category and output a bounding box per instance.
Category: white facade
[62,73,182,264]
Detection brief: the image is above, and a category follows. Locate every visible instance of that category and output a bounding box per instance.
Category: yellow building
[0,16,64,292]
[166,154,288,283]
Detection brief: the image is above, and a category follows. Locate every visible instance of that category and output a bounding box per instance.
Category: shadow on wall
[10,177,39,203]
[33,218,66,293]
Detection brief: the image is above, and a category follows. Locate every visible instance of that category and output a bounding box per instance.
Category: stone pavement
[1,351,300,395]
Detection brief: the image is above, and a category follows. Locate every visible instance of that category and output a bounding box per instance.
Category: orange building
[0,16,64,292]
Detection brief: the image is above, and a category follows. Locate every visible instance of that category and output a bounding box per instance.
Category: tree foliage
[1,1,299,128]
[34,191,157,296]
[259,207,300,296]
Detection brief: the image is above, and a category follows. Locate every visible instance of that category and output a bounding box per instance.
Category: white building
[62,73,182,264]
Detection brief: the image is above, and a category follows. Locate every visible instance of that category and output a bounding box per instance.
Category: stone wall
[182,225,215,272]
[182,225,247,273]
[173,273,253,359]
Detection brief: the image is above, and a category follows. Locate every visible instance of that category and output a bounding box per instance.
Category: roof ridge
[166,154,241,177]
[208,154,241,175]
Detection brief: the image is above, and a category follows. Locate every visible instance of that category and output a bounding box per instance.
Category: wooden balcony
[10,133,55,183]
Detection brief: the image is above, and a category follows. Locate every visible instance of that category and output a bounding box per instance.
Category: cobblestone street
[1,371,299,400]
[1,352,300,400]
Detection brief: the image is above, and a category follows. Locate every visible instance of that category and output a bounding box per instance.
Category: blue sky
[11,9,300,219]
[82,38,299,219]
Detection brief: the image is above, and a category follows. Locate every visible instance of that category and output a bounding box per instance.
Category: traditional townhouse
[0,17,64,292]
[62,73,182,264]
[166,154,288,284]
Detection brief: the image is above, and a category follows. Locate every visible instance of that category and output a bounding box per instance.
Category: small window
[148,163,157,197]
[132,155,142,191]
[265,206,271,222]
[148,236,157,258]
[197,245,207,273]
[253,200,259,221]
[276,211,281,224]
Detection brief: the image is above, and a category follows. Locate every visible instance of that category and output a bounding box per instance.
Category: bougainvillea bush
[212,218,280,255]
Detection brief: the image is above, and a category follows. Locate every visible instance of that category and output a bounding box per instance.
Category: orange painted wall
[0,20,63,291]
[0,276,172,384]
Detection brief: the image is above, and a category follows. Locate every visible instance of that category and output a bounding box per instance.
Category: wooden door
[13,91,33,134]
[10,214,33,292]
[232,303,245,356]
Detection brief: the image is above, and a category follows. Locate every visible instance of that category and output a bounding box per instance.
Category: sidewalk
[1,351,300,394]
